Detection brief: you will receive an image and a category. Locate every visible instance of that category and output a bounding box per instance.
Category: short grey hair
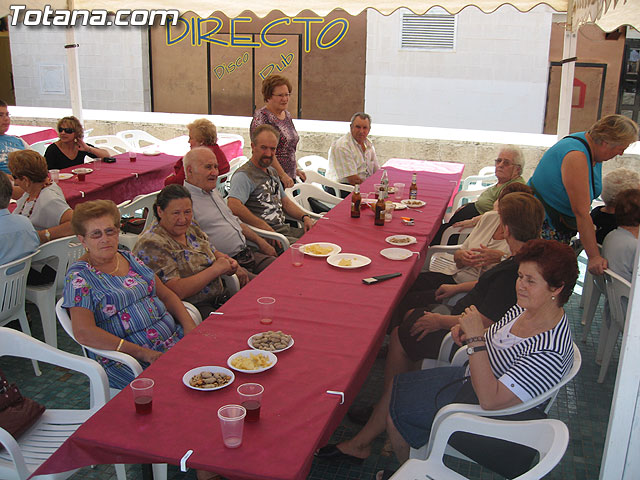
[183,146,214,171]
[499,144,525,174]
[350,112,371,126]
[602,167,640,206]
[0,172,12,209]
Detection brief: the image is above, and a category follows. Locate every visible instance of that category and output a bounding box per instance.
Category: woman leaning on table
[62,199,197,389]
[44,116,109,170]
[528,114,639,275]
[382,239,577,472]
[250,74,305,188]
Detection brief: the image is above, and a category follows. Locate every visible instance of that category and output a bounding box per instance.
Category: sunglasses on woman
[58,127,75,134]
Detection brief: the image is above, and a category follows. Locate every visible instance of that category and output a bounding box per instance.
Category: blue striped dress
[62,250,183,389]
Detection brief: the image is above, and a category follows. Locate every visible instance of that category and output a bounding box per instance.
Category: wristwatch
[44,229,51,241]
[301,214,310,221]
[466,345,487,355]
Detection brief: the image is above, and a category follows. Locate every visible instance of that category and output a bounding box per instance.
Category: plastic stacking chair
[391,413,569,480]
[25,236,84,349]
[303,169,354,197]
[460,172,497,192]
[420,333,462,370]
[116,130,164,150]
[29,139,56,156]
[596,269,631,383]
[0,251,41,376]
[0,326,126,480]
[285,183,341,212]
[118,191,160,251]
[297,155,329,176]
[443,188,487,222]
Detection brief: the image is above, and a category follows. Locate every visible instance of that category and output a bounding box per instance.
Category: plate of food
[248,331,294,353]
[183,366,235,391]
[58,173,74,180]
[401,199,426,208]
[71,167,93,175]
[303,242,341,257]
[385,235,417,246]
[143,150,161,156]
[227,349,278,374]
[393,202,408,210]
[380,248,415,261]
[327,253,372,269]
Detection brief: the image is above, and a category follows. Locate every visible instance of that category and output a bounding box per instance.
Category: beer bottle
[351,184,361,218]
[374,189,385,226]
[380,170,389,198]
[409,173,418,200]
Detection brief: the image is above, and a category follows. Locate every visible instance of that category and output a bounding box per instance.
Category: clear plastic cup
[257,297,275,325]
[384,202,394,222]
[131,378,154,414]
[291,243,304,267]
[129,151,137,162]
[49,169,60,182]
[237,383,264,422]
[218,404,246,448]
[393,182,405,201]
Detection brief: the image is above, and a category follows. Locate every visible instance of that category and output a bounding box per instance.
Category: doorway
[618,38,640,123]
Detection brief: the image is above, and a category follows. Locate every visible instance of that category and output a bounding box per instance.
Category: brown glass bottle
[409,173,418,200]
[374,189,385,226]
[350,184,361,218]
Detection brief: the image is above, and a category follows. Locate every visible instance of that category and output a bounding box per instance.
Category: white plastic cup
[218,404,246,448]
[237,383,264,422]
[385,202,394,222]
[129,151,137,162]
[49,169,60,182]
[131,378,154,414]
[257,296,275,325]
[393,182,405,201]
[291,243,304,267]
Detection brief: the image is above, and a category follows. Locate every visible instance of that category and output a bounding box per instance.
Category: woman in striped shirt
[386,239,578,465]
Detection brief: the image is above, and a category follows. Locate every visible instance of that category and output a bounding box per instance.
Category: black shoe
[315,444,365,464]
[347,404,373,425]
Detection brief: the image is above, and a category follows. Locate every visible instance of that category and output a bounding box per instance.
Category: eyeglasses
[86,227,119,239]
[11,174,18,180]
[58,127,75,134]
[495,158,514,167]
[272,93,291,98]
[0,113,10,119]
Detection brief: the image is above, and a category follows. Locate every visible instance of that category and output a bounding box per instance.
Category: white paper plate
[303,242,341,257]
[327,253,372,269]
[227,349,278,374]
[58,173,73,180]
[380,248,414,261]
[247,332,294,353]
[401,199,426,208]
[71,167,93,175]
[385,235,417,246]
[393,202,408,210]
[143,150,161,156]
[182,366,235,391]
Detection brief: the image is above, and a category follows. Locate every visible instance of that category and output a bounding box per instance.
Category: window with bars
[401,9,456,51]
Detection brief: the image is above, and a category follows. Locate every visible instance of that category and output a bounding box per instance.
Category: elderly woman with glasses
[431,145,525,245]
[250,74,305,188]
[63,199,197,389]
[529,114,639,275]
[44,116,110,170]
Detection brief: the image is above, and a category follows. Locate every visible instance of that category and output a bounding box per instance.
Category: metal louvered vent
[401,11,456,50]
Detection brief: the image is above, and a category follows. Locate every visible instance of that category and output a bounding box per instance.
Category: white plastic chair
[0,326,126,480]
[29,139,56,156]
[0,251,41,376]
[391,413,569,480]
[116,130,164,150]
[303,169,354,196]
[596,269,631,383]
[478,166,496,177]
[25,236,84,349]
[443,188,487,223]
[460,173,497,192]
[246,225,291,252]
[410,343,581,461]
[420,333,462,370]
[85,135,132,155]
[118,191,160,251]
[285,183,341,212]
[298,155,329,176]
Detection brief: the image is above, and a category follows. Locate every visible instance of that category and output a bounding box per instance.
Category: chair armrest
[82,345,144,380]
[222,274,241,295]
[424,245,463,266]
[0,426,30,479]
[440,226,474,245]
[182,301,203,325]
[246,225,291,251]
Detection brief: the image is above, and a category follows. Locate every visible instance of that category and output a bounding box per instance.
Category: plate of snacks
[303,242,341,257]
[326,253,371,269]
[71,167,93,175]
[385,235,417,246]
[401,199,426,208]
[58,173,74,180]
[183,366,235,391]
[227,349,278,374]
[248,331,294,353]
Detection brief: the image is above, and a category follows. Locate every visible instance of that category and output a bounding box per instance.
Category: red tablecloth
[33,160,463,480]
[6,125,58,144]
[55,152,179,208]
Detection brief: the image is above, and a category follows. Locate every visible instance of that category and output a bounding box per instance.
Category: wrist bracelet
[463,336,485,345]
[116,338,124,352]
[302,214,310,221]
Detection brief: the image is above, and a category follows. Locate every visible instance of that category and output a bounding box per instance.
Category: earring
[551,295,556,301]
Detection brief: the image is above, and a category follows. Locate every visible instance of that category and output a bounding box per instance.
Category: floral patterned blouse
[250,106,299,180]
[62,250,183,389]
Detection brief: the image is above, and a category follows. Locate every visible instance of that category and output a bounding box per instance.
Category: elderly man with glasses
[431,145,525,245]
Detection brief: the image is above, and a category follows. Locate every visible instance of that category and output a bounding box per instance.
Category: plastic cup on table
[77,172,86,181]
[92,158,101,170]
[257,296,275,325]
[237,383,264,422]
[393,182,405,201]
[384,202,394,222]
[49,169,60,183]
[218,404,246,448]
[130,378,154,414]
[129,151,137,162]
[291,243,304,267]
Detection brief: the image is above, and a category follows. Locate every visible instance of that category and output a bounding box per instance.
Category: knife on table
[362,272,402,285]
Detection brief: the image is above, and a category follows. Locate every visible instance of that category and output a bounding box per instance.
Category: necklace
[16,186,45,218]
[91,253,120,275]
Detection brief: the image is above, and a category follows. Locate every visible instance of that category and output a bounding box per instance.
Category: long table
[34,160,463,480]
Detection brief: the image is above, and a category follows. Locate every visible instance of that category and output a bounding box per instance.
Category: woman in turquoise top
[62,200,197,389]
[528,114,638,275]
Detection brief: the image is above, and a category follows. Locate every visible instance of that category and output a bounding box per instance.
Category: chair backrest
[478,166,496,177]
[460,174,497,192]
[285,183,341,211]
[440,225,473,245]
[0,251,38,322]
[29,236,84,295]
[443,189,487,222]
[303,169,354,195]
[297,155,328,175]
[29,139,56,155]
[604,268,632,328]
[116,130,163,150]
[119,190,160,233]
[85,135,132,155]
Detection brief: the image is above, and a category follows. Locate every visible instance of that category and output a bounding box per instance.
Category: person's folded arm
[163,257,235,301]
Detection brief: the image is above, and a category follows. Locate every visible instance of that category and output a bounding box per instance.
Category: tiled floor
[1,280,618,480]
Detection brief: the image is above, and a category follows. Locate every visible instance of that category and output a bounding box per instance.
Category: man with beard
[227,124,315,246]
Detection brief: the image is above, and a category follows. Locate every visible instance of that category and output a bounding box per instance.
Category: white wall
[365,5,554,133]
[9,23,150,111]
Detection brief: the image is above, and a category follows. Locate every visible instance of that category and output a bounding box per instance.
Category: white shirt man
[326,112,379,185]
